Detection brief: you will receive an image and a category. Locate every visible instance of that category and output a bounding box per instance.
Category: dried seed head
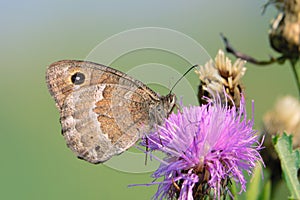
[195,49,246,107]
[269,0,300,60]
[263,0,285,12]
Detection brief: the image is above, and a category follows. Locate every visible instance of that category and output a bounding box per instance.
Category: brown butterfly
[46,60,176,164]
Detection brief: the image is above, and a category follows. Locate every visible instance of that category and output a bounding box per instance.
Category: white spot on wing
[94,85,106,101]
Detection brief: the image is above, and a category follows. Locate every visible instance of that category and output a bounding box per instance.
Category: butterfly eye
[71,72,85,85]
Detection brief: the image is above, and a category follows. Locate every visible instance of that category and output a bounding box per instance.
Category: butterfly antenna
[169,64,199,94]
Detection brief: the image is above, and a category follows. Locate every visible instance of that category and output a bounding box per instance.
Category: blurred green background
[0,0,295,199]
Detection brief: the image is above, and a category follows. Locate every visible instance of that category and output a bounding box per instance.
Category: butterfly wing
[46,60,161,163]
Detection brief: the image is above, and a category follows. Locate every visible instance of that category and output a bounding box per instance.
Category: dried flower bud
[261,95,300,182]
[195,49,246,107]
[263,95,300,148]
[269,0,300,60]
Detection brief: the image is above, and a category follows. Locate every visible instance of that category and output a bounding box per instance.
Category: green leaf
[260,179,271,200]
[246,164,263,200]
[273,133,300,199]
[245,164,271,200]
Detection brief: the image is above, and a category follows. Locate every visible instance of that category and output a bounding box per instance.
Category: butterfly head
[164,93,177,115]
[149,93,176,128]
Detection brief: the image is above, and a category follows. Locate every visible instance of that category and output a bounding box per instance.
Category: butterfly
[46,60,176,164]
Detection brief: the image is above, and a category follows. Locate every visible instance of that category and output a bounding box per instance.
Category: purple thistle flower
[143,95,263,200]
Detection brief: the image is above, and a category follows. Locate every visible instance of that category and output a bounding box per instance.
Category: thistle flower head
[143,94,263,200]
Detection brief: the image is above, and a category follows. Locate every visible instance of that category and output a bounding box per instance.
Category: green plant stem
[290,61,300,98]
